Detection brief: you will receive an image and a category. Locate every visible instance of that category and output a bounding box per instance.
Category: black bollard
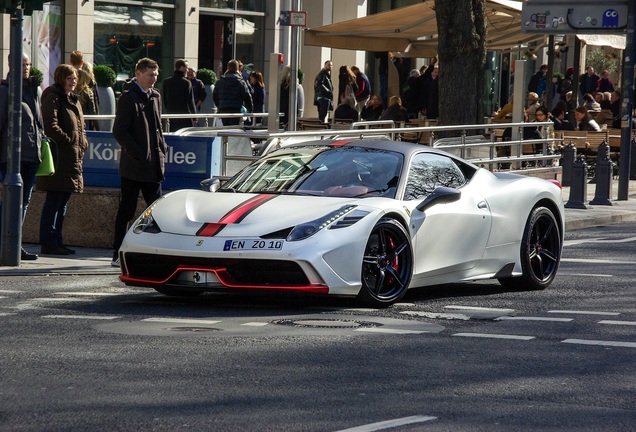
[631,137,636,180]
[590,140,613,206]
[565,156,589,209]
[561,140,576,186]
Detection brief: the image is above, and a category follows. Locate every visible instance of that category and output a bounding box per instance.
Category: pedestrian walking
[162,59,196,132]
[212,59,253,126]
[111,58,168,267]
[37,64,88,256]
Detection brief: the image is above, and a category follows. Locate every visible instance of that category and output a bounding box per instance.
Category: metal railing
[83,114,562,180]
[213,121,562,178]
[84,112,272,132]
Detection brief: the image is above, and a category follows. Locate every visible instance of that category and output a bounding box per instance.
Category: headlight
[287,205,356,241]
[132,199,163,234]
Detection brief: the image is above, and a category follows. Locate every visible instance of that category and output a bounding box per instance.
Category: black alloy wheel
[499,206,561,290]
[358,218,413,307]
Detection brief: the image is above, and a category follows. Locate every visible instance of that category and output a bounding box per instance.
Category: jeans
[316,98,332,123]
[39,190,72,247]
[0,160,40,223]
[113,177,162,258]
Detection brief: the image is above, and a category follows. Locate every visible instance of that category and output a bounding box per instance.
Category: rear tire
[499,206,561,290]
[357,218,413,308]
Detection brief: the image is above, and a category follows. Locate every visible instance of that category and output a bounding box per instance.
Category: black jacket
[162,70,196,131]
[212,72,253,113]
[0,75,43,164]
[113,80,167,183]
[314,69,333,101]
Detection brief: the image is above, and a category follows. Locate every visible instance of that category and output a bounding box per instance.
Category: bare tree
[435,0,487,130]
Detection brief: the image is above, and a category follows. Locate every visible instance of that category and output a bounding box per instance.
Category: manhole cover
[272,318,382,329]
[164,326,221,332]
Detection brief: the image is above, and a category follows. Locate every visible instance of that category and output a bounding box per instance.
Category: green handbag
[36,136,57,176]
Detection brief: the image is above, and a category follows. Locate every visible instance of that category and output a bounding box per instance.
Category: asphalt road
[1,222,635,431]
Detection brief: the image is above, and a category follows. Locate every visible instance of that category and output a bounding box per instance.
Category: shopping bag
[36,136,57,176]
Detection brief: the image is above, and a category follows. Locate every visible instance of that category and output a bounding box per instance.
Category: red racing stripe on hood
[329,139,355,147]
[197,194,276,236]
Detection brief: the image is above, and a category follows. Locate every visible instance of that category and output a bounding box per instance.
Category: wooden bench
[298,118,328,130]
[560,130,588,154]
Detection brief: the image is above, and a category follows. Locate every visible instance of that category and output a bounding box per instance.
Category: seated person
[594,100,614,128]
[333,96,359,123]
[360,94,384,121]
[550,106,574,131]
[525,92,540,121]
[324,160,367,196]
[582,93,601,112]
[574,106,601,131]
[493,94,514,120]
[380,96,409,124]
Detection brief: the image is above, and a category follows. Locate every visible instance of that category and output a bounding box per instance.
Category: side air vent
[330,210,369,229]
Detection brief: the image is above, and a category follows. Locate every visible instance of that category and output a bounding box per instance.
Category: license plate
[223,239,283,251]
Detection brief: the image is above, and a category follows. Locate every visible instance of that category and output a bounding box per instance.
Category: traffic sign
[280,11,307,27]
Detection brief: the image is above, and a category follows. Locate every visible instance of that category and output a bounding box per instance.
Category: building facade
[0,0,372,116]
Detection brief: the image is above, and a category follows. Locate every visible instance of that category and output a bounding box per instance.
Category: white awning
[304,0,544,56]
[577,34,626,50]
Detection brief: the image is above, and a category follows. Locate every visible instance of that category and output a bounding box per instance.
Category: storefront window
[236,0,264,11]
[200,0,233,9]
[198,13,264,78]
[200,1,264,11]
[94,4,173,95]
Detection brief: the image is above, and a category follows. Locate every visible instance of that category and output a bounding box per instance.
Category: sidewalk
[2,179,636,276]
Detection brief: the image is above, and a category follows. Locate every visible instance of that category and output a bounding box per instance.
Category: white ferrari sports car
[118,139,565,307]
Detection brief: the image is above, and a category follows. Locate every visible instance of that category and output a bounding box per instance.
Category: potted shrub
[29,65,44,99]
[93,64,117,131]
[197,68,217,114]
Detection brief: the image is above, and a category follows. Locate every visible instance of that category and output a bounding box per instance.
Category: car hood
[151,190,371,236]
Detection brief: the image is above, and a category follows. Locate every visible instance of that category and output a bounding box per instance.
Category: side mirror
[416,186,461,212]
[200,178,221,192]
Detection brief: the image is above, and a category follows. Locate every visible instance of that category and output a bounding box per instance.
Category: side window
[403,153,466,201]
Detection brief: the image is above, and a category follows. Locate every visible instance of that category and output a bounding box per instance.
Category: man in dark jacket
[111,57,168,266]
[313,60,333,123]
[162,59,196,132]
[0,53,43,260]
[212,59,253,126]
[527,64,547,98]
[579,66,600,98]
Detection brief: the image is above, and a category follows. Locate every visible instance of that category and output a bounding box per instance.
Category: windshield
[221,146,403,198]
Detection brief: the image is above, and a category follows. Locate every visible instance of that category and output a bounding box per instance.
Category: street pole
[288,0,301,132]
[617,0,635,200]
[267,53,282,133]
[0,7,24,266]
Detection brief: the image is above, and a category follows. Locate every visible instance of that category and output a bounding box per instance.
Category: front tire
[499,206,561,290]
[358,218,413,307]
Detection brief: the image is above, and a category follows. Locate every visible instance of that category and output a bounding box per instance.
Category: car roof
[274,138,480,169]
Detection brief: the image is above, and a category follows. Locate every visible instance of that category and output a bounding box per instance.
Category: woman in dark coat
[37,64,87,255]
[380,96,409,124]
